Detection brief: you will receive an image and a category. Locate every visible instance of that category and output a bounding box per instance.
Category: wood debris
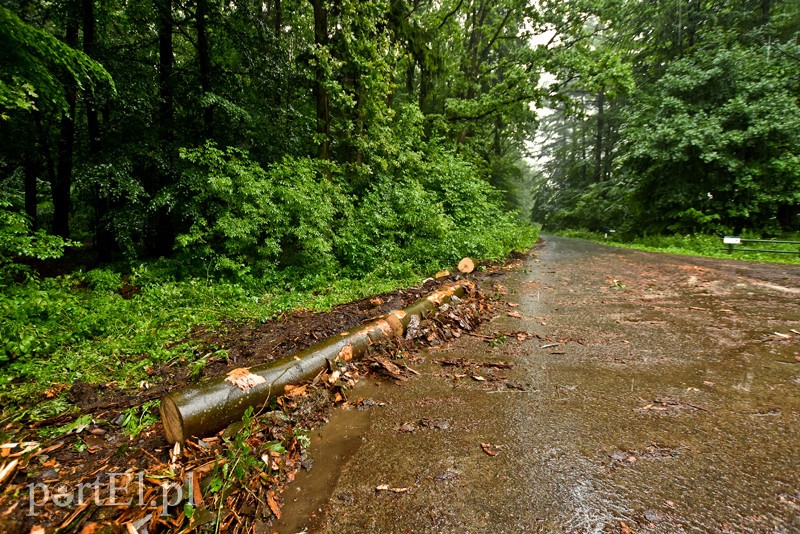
[225,368,267,391]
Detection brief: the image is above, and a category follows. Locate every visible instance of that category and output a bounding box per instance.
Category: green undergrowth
[0,231,537,426]
[556,229,800,265]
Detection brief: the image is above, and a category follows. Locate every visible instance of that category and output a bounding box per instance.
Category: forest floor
[0,252,523,533]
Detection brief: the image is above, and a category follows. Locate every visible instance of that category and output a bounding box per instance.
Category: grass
[0,228,539,426]
[555,229,800,265]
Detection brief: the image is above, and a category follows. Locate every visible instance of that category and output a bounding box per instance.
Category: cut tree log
[458,257,475,274]
[160,280,473,444]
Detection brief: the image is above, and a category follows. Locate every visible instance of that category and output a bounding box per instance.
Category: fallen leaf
[507,302,519,307]
[620,521,637,534]
[507,311,522,319]
[702,381,716,386]
[665,500,676,508]
[480,442,498,456]
[225,368,266,391]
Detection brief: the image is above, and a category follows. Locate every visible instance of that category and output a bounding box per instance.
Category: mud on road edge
[0,249,535,534]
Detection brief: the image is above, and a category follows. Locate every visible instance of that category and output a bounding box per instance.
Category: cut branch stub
[160,281,472,444]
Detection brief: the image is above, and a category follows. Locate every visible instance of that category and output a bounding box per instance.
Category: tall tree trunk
[312,0,330,161]
[83,0,113,260]
[760,0,771,25]
[83,0,99,153]
[23,155,38,229]
[197,0,213,138]
[274,0,282,35]
[158,0,174,142]
[53,19,79,239]
[593,90,605,183]
[151,0,176,255]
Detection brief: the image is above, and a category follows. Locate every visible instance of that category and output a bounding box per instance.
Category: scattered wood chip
[507,302,519,307]
[0,459,19,489]
[397,422,417,433]
[774,332,791,339]
[540,343,559,349]
[374,356,405,380]
[284,384,308,398]
[376,484,411,493]
[225,368,267,391]
[267,492,282,519]
[435,270,450,278]
[507,311,522,319]
[472,375,486,382]
[482,361,514,369]
[620,521,637,534]
[337,344,354,362]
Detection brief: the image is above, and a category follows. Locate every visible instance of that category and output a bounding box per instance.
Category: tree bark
[312,0,330,161]
[83,0,114,260]
[197,0,213,138]
[158,0,174,142]
[148,0,177,256]
[23,155,38,229]
[53,19,79,239]
[160,281,472,443]
[593,90,605,183]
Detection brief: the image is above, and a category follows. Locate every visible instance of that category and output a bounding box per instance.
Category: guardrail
[723,236,800,255]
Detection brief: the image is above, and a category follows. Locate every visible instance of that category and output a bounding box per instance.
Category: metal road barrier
[723,236,800,256]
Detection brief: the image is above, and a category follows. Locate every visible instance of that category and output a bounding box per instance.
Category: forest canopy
[0,0,546,282]
[531,0,800,237]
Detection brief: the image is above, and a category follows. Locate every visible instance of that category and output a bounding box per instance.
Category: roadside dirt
[274,236,800,533]
[0,256,521,533]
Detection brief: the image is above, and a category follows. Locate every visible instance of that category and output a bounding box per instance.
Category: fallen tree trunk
[160,280,472,443]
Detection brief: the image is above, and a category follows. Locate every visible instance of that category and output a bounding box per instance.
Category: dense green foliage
[532,0,800,238]
[0,0,544,418]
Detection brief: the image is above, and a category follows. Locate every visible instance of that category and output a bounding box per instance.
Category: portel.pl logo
[26,471,194,517]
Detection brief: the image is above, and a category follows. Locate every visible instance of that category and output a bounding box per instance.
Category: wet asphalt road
[275,236,800,533]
